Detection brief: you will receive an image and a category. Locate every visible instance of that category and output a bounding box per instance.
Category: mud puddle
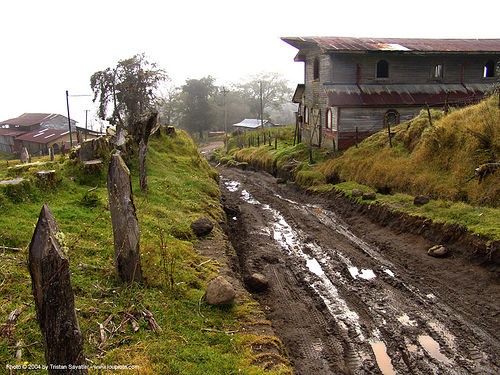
[218,167,500,375]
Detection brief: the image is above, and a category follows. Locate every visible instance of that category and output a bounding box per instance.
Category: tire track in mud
[218,166,500,375]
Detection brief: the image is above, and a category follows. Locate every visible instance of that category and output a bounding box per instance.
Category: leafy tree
[235,72,293,122]
[179,76,218,138]
[90,53,167,136]
[90,54,167,191]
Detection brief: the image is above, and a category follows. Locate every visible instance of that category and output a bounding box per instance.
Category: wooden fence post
[107,153,142,282]
[28,205,88,374]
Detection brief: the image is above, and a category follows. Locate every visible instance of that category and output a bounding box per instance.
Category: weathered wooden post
[28,205,88,374]
[107,153,142,282]
[20,147,29,164]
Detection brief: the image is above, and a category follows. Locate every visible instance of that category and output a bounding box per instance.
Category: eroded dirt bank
[217,165,500,375]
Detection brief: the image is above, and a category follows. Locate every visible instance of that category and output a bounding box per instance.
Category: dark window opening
[433,64,443,79]
[313,58,320,80]
[376,60,389,78]
[484,60,495,78]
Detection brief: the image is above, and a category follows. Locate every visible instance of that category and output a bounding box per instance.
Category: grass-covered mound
[320,94,500,207]
[0,130,291,374]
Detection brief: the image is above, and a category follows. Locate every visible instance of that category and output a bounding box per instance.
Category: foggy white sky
[1,0,499,130]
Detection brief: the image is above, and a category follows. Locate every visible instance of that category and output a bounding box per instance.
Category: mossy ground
[0,130,292,374]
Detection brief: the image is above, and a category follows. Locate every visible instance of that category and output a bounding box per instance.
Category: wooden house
[282,37,500,149]
[0,113,100,154]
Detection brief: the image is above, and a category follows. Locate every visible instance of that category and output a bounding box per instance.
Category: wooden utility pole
[221,87,229,153]
[259,81,264,130]
[65,90,73,147]
[29,204,87,374]
[84,110,89,140]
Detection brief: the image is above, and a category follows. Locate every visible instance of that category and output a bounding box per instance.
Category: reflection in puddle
[307,258,324,276]
[349,266,377,280]
[418,335,452,365]
[398,314,418,327]
[384,269,395,277]
[224,180,240,192]
[370,341,396,375]
[241,189,260,204]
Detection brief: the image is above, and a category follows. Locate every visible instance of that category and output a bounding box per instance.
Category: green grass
[0,130,292,374]
[334,181,499,240]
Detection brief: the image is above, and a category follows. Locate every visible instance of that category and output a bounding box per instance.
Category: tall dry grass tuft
[324,94,500,206]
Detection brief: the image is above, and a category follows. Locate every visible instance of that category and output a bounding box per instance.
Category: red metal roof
[0,113,60,127]
[0,128,26,137]
[282,37,500,53]
[15,128,74,144]
[324,83,491,106]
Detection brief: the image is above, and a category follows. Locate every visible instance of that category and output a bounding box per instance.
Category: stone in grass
[351,188,363,197]
[427,245,448,257]
[362,192,376,200]
[414,195,430,206]
[245,273,269,292]
[205,276,236,305]
[190,217,214,237]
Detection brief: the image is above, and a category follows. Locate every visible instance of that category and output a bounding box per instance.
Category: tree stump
[107,153,142,282]
[35,170,57,185]
[28,205,87,374]
[83,159,103,174]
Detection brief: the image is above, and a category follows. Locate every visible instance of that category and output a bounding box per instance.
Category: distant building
[0,113,100,154]
[232,119,283,130]
[282,37,500,150]
[15,128,78,156]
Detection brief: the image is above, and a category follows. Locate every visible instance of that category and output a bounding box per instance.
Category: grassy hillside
[0,131,291,374]
[321,94,500,207]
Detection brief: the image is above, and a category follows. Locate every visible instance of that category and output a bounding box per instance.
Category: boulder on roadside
[245,273,269,292]
[351,188,363,197]
[190,217,214,237]
[414,195,430,206]
[362,192,376,200]
[205,276,236,305]
[427,245,448,257]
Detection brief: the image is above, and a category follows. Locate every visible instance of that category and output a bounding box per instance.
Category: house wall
[328,53,500,84]
[0,135,15,152]
[19,132,77,156]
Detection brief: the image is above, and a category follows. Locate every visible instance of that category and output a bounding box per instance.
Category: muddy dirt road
[217,165,500,375]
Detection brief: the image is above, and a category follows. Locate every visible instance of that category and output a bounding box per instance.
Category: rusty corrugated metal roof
[282,37,500,53]
[0,113,59,127]
[323,83,492,106]
[16,128,75,144]
[0,128,26,137]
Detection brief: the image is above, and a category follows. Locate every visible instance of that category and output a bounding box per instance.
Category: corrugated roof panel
[282,37,500,52]
[324,83,491,106]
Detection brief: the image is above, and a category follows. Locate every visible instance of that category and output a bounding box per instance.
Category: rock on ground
[428,245,448,257]
[191,217,214,237]
[414,195,430,205]
[205,276,236,305]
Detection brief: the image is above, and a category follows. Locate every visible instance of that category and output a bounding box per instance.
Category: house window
[483,60,495,78]
[433,64,443,79]
[304,106,309,124]
[384,110,400,128]
[325,109,332,130]
[313,58,320,80]
[376,60,389,78]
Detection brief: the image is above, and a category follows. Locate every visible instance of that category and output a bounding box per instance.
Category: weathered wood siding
[329,54,500,84]
[339,107,421,132]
